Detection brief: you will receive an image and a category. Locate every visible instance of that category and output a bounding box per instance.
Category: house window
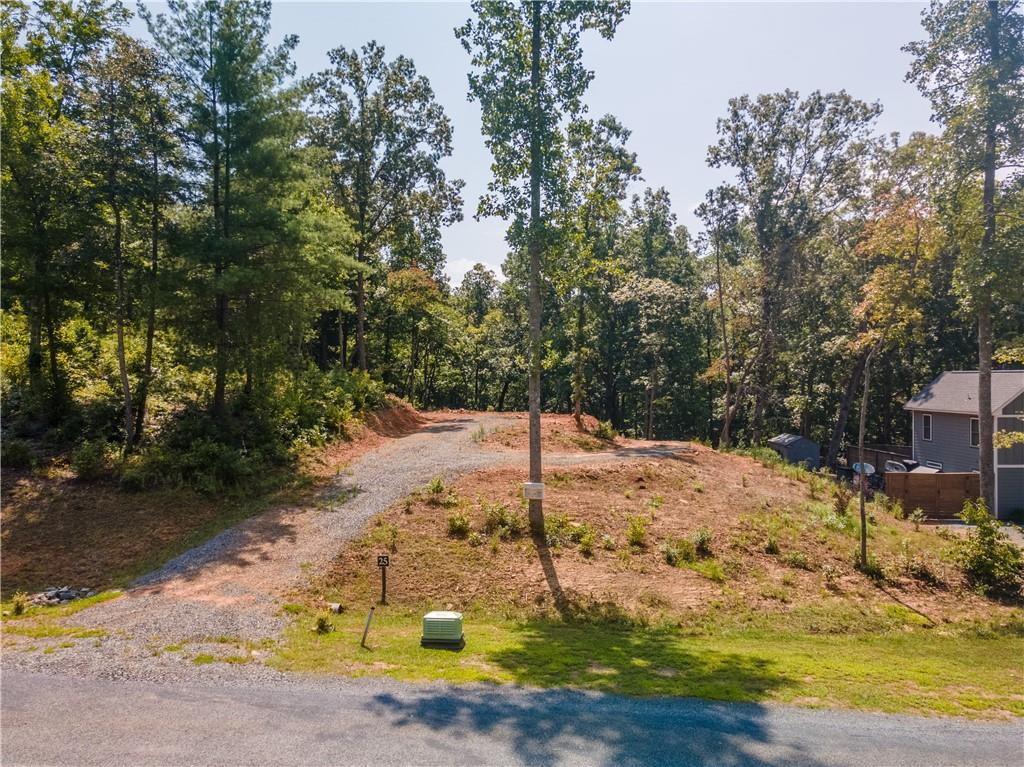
[922,413,932,441]
[970,417,979,447]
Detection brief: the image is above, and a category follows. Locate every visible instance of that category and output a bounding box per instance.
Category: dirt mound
[479,412,621,453]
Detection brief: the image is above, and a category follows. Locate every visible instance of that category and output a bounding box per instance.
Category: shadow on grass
[369,637,814,767]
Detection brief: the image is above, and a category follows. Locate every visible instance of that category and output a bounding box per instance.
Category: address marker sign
[377,554,389,604]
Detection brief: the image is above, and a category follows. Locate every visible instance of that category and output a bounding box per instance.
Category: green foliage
[909,507,926,531]
[625,514,649,548]
[578,529,596,558]
[2,438,34,469]
[833,485,853,517]
[482,501,526,540]
[71,440,112,480]
[446,510,471,539]
[953,500,1024,598]
[782,551,811,570]
[661,538,696,567]
[593,420,617,440]
[856,553,885,582]
[11,592,29,616]
[691,527,713,557]
[315,616,334,635]
[763,537,780,556]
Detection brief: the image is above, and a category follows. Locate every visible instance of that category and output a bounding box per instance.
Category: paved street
[3,670,1021,766]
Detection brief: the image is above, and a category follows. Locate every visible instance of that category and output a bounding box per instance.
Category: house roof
[767,433,813,447]
[904,370,1024,415]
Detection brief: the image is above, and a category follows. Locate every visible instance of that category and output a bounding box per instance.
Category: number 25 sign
[377,554,390,568]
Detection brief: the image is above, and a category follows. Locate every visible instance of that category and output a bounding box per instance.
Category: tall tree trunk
[572,290,585,428]
[497,376,511,412]
[209,13,227,420]
[339,311,348,369]
[857,347,874,567]
[977,0,1000,512]
[525,0,544,533]
[825,348,870,468]
[355,262,367,371]
[133,152,159,444]
[113,206,135,451]
[714,229,734,448]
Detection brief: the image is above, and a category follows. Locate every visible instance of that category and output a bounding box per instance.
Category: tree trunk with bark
[526,0,544,533]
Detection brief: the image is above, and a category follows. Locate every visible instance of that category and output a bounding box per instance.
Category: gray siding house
[905,370,1024,519]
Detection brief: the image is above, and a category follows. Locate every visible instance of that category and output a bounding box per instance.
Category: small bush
[579,530,596,558]
[71,439,111,480]
[11,591,29,616]
[909,507,926,531]
[833,484,853,517]
[468,531,484,547]
[783,551,811,570]
[661,538,696,567]
[600,534,616,551]
[953,500,1024,598]
[625,514,649,548]
[807,475,826,500]
[593,420,617,440]
[822,564,842,589]
[2,438,34,469]
[647,494,664,510]
[482,501,526,540]
[544,513,573,547]
[889,497,906,520]
[426,476,446,496]
[315,615,334,635]
[446,510,471,539]
[692,481,705,494]
[691,559,725,582]
[855,552,885,581]
[763,536,780,555]
[691,527,713,557]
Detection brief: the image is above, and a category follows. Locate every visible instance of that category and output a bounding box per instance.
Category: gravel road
[1,412,691,684]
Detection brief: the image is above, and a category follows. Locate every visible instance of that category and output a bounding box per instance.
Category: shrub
[600,534,616,551]
[468,531,484,547]
[692,481,705,494]
[625,514,649,548]
[909,507,926,531]
[763,536,780,555]
[482,501,525,540]
[691,527,713,557]
[855,552,885,581]
[822,564,842,589]
[446,510,470,539]
[426,476,446,496]
[11,591,29,616]
[953,500,1024,598]
[578,530,596,558]
[783,551,811,570]
[691,559,725,582]
[807,475,826,500]
[661,538,696,567]
[315,615,334,635]
[593,420,617,440]
[71,439,112,480]
[2,438,34,469]
[647,494,664,510]
[833,484,853,517]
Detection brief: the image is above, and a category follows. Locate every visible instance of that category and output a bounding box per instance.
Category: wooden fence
[884,472,980,519]
[844,445,912,473]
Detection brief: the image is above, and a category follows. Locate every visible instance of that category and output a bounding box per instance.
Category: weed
[833,484,853,517]
[468,531,484,547]
[647,494,664,510]
[691,527,713,557]
[692,481,705,494]
[282,603,304,616]
[593,420,617,440]
[763,537,780,556]
[71,440,112,481]
[192,654,216,665]
[623,488,634,500]
[482,501,526,540]
[600,534,617,551]
[781,572,796,587]
[741,474,749,488]
[447,510,471,539]
[909,507,926,531]
[855,553,885,582]
[783,551,811,570]
[544,513,573,547]
[808,475,826,500]
[472,424,487,442]
[661,539,696,567]
[11,592,29,616]
[626,514,649,548]
[315,615,334,635]
[579,530,596,558]
[426,476,446,496]
[822,564,842,590]
[689,559,725,582]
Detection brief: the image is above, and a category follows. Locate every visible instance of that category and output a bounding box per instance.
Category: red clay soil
[322,445,1015,625]
[476,412,623,453]
[0,401,425,596]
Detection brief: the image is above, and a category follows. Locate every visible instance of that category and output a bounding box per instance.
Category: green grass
[1,590,121,622]
[272,606,1024,720]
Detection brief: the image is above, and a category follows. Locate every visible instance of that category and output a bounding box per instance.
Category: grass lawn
[273,605,1024,720]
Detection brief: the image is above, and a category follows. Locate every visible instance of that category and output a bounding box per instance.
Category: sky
[133,1,938,285]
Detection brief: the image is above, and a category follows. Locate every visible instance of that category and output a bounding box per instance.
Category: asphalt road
[3,670,1021,767]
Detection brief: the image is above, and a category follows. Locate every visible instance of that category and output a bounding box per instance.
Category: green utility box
[421,610,464,649]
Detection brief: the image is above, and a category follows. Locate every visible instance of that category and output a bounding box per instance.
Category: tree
[906,0,1024,510]
[1,0,127,418]
[308,41,463,372]
[457,0,629,531]
[707,90,881,444]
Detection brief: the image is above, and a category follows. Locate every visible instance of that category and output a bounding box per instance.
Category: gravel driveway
[1,412,691,684]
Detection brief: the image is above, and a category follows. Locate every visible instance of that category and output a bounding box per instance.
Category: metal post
[360,606,375,648]
[380,566,387,605]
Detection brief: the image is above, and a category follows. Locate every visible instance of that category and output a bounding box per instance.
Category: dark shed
[767,433,820,469]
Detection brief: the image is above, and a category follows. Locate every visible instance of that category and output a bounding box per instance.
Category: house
[767,433,820,469]
[904,370,1024,519]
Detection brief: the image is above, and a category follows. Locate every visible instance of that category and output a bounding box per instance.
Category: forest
[2,0,1022,497]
